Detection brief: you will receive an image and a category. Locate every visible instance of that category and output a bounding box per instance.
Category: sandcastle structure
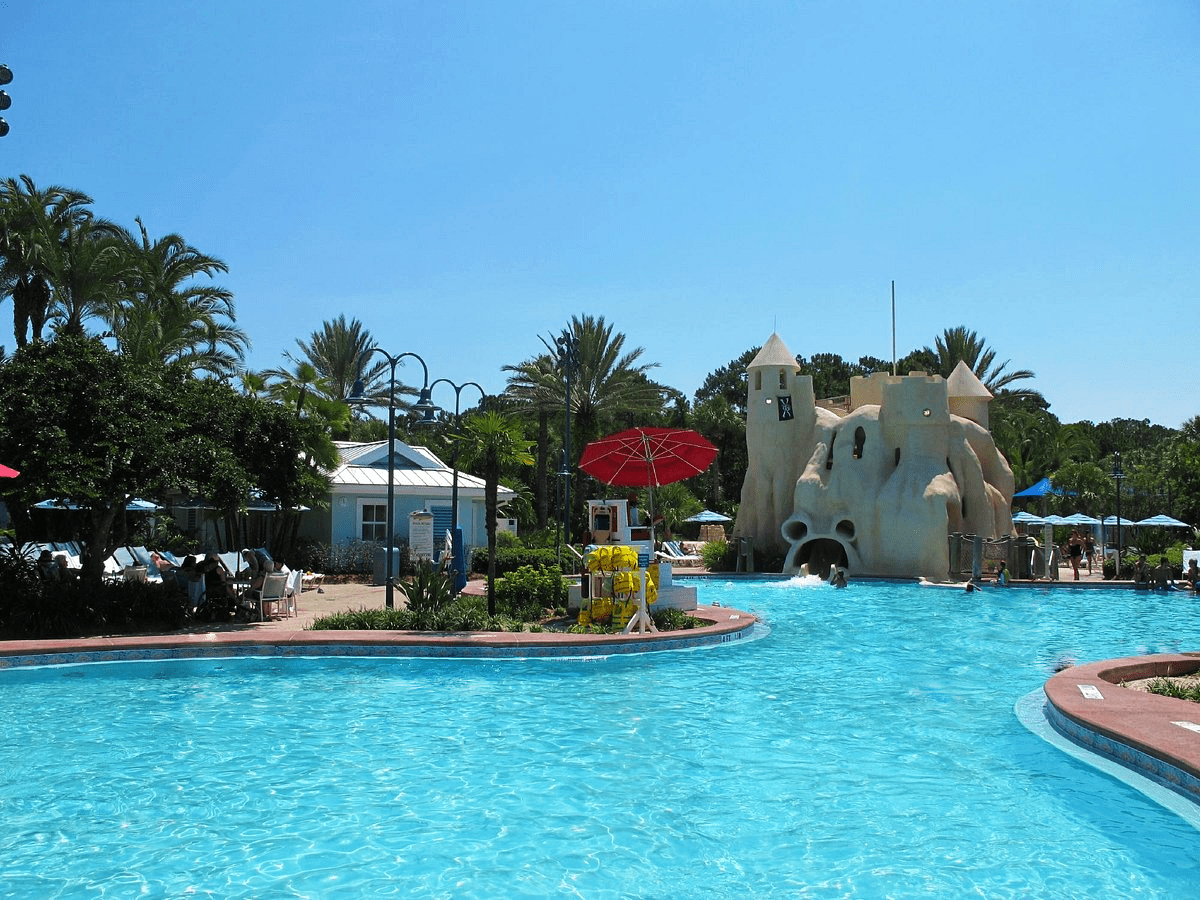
[733,333,1015,581]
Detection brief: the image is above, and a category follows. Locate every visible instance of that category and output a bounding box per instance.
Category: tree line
[2,173,1196,585]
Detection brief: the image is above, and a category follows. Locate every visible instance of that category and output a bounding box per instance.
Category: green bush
[651,607,703,630]
[471,545,562,577]
[701,540,735,572]
[495,565,567,621]
[0,551,189,639]
[397,560,456,614]
[308,594,509,632]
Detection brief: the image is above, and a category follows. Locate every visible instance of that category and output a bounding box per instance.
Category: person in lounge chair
[150,551,177,579]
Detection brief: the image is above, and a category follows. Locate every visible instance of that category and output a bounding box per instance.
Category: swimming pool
[2,577,1198,897]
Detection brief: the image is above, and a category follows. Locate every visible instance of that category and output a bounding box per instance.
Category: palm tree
[261,358,327,416]
[501,350,559,528]
[456,411,534,616]
[285,315,389,402]
[46,217,129,337]
[107,218,249,377]
[923,326,1035,396]
[504,314,668,532]
[0,175,95,347]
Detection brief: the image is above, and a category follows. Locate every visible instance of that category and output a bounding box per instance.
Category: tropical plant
[397,559,457,615]
[46,216,130,337]
[0,175,94,347]
[456,411,535,615]
[283,315,389,403]
[503,314,669,534]
[922,326,1035,397]
[106,218,248,378]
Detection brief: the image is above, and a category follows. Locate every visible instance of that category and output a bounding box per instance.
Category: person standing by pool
[1067,530,1083,581]
[995,561,1009,586]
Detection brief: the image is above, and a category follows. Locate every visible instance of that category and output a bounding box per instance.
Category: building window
[361,503,388,541]
[754,370,762,391]
[778,369,787,389]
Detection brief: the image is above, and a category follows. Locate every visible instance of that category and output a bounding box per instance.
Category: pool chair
[257,572,290,620]
[656,540,703,567]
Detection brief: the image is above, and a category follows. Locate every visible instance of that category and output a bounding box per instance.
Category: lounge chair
[656,540,703,567]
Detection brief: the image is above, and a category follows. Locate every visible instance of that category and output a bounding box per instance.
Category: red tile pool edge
[0,605,758,665]
[1044,653,1200,803]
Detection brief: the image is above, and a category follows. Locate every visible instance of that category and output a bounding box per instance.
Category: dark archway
[790,538,850,579]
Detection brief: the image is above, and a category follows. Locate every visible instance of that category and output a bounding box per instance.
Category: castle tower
[734,333,815,555]
[946,361,993,429]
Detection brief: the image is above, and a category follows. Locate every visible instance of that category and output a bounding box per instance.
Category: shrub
[701,540,735,572]
[0,551,188,639]
[471,545,562,577]
[397,560,456,614]
[495,565,567,621]
[651,607,703,630]
[307,594,503,633]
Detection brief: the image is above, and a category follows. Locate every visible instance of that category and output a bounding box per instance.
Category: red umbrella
[579,427,717,488]
[0,463,18,478]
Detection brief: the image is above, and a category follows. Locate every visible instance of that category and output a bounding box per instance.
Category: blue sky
[5,1,1198,427]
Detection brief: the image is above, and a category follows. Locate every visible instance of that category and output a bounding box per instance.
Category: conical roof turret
[748,333,799,371]
[946,360,992,399]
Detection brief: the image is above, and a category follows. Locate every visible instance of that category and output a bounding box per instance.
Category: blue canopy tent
[1012,478,1066,498]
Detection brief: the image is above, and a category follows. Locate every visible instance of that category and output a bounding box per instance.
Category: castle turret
[946,361,993,429]
[734,333,815,555]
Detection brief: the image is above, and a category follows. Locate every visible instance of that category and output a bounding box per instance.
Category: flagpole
[891,280,896,376]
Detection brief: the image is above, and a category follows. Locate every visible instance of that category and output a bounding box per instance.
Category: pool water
[2,577,1198,897]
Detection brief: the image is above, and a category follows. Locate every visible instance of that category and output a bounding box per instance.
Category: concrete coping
[1044,653,1200,805]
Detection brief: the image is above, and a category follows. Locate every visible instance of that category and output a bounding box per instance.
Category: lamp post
[348,349,437,609]
[1111,452,1125,579]
[428,377,485,592]
[555,331,579,565]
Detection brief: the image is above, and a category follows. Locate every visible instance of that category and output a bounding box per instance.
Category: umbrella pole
[622,568,657,634]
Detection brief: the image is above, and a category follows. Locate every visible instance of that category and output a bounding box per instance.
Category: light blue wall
[305,491,495,552]
[327,493,447,546]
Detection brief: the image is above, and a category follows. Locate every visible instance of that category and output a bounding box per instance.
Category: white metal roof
[328,441,513,498]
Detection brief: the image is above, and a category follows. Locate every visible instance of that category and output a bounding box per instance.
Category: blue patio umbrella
[1134,514,1192,529]
[1012,511,1046,525]
[684,509,732,523]
[1062,513,1102,525]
